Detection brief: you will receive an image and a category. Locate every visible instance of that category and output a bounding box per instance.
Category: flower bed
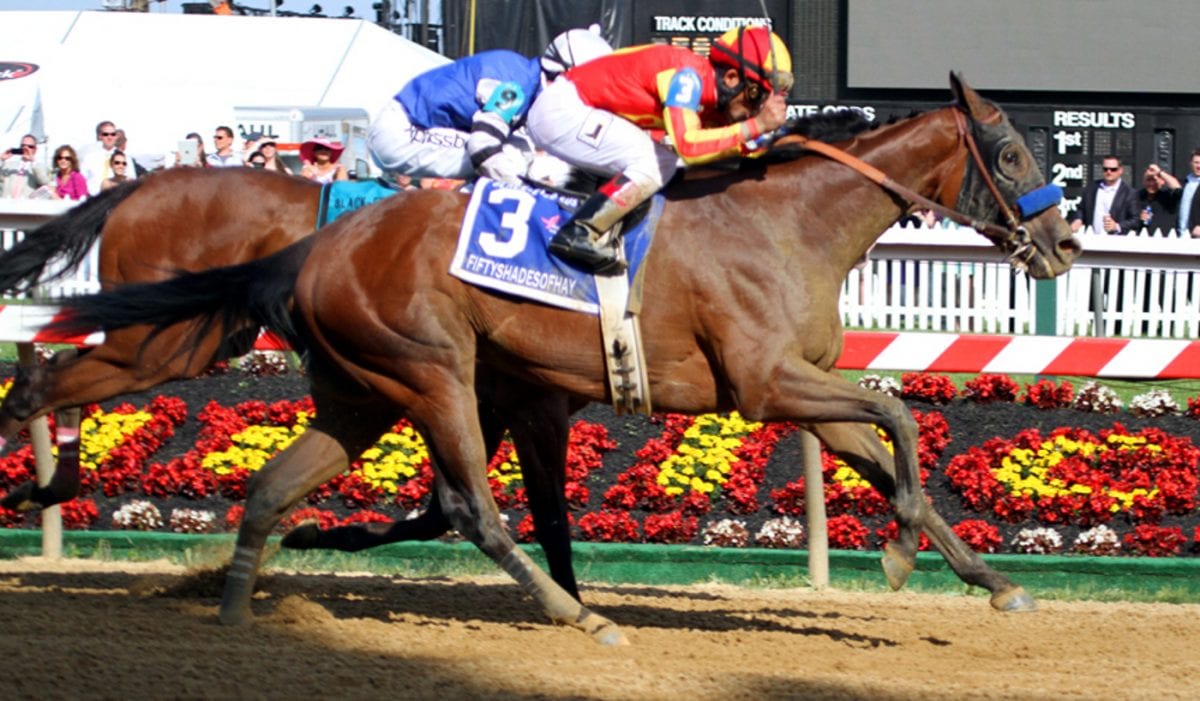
[1,365,1199,558]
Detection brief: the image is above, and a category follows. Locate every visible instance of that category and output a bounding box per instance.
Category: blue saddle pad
[317,179,403,228]
[449,177,661,315]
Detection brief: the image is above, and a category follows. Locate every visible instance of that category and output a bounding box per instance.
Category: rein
[778,108,1059,270]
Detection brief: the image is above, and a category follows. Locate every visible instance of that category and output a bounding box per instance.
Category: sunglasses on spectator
[113,160,128,166]
[56,155,71,161]
[1102,166,1121,172]
[21,143,35,150]
[100,131,118,137]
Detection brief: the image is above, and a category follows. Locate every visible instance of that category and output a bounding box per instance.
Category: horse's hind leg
[408,377,624,644]
[279,378,584,602]
[221,396,395,625]
[492,386,580,601]
[809,421,1035,612]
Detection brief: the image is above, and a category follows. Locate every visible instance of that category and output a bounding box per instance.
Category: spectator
[80,120,133,195]
[240,131,263,162]
[113,128,148,176]
[0,134,50,199]
[100,150,132,191]
[256,138,291,174]
[1134,163,1182,235]
[367,27,612,185]
[174,132,208,168]
[206,126,242,168]
[1176,149,1200,238]
[527,25,790,272]
[1069,155,1140,235]
[50,145,88,201]
[299,138,349,183]
[247,151,267,168]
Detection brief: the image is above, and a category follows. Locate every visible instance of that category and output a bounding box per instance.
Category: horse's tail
[0,178,146,294]
[50,236,315,357]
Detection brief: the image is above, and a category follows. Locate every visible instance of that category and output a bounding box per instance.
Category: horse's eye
[998,143,1024,175]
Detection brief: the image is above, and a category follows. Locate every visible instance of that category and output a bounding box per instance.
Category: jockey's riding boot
[549,172,656,275]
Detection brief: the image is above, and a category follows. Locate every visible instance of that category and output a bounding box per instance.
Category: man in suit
[1069,155,1140,235]
[1175,149,1200,238]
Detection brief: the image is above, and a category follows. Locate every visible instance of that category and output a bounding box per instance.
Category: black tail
[50,236,317,358]
[0,178,146,294]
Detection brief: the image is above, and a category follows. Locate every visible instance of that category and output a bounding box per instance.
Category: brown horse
[53,75,1080,644]
[0,167,588,599]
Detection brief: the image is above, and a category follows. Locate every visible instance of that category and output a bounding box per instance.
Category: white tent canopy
[0,11,448,159]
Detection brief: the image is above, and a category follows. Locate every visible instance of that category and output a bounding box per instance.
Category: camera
[7,147,21,156]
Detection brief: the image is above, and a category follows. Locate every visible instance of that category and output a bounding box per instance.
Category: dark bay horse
[0,168,321,511]
[53,75,1081,644]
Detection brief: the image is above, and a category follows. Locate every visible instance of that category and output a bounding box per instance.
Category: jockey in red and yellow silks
[526,25,793,274]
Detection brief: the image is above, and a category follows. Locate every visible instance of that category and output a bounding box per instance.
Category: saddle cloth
[317,179,403,228]
[449,177,661,314]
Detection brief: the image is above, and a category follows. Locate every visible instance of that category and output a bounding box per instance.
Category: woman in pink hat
[300,138,349,183]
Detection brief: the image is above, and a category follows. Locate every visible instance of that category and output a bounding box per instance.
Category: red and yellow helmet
[709,25,794,97]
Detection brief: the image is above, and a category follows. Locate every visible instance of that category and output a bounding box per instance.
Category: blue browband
[1015,183,1063,218]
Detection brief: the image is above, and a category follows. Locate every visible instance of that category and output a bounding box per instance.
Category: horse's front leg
[811,420,1036,612]
[735,362,925,589]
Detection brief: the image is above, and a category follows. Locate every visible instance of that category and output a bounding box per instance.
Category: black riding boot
[549,173,653,275]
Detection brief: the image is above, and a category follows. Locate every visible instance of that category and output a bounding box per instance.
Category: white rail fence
[4,199,1199,339]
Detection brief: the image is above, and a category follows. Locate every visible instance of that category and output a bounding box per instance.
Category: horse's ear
[949,71,995,120]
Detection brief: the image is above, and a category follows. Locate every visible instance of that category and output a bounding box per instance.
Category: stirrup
[549,225,626,276]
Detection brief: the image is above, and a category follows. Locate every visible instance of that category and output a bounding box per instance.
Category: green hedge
[4,529,1199,600]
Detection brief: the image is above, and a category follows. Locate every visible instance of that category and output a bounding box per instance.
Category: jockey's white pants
[368,99,475,179]
[526,78,679,191]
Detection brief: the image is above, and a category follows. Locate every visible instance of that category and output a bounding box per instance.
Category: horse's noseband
[952,109,1062,268]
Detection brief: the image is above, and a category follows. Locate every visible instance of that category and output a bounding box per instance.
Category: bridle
[778,106,1062,272]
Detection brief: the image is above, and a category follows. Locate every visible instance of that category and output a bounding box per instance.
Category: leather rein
[777,107,1049,270]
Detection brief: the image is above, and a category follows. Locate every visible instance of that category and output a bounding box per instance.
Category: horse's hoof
[218,606,253,626]
[587,619,629,646]
[280,523,320,550]
[1,481,39,512]
[990,586,1037,613]
[881,541,915,591]
[595,626,629,647]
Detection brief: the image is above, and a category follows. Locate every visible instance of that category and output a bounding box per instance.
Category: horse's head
[948,73,1081,279]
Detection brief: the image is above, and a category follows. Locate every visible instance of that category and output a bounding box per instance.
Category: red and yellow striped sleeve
[656,70,759,165]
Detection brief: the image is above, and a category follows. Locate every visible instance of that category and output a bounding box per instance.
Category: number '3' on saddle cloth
[449,177,661,315]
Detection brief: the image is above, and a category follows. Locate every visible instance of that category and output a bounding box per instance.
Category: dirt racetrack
[0,558,1196,700]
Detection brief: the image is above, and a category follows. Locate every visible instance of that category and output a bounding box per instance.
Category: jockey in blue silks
[368,27,612,185]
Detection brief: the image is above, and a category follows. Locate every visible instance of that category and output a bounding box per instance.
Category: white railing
[3,200,1200,338]
[0,199,99,299]
[841,224,1200,339]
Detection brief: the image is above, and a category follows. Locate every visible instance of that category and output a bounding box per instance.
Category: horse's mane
[755,108,929,165]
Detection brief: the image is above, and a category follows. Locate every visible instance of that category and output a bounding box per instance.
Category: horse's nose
[1058,234,1083,263]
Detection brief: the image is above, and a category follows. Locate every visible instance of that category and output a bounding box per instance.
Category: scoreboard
[1006,107,1200,222]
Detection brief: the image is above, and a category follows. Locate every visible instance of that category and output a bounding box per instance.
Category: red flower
[642,511,698,544]
[1123,524,1186,557]
[962,374,1020,404]
[826,514,869,549]
[901,372,957,405]
[1022,379,1074,409]
[951,519,1002,553]
[576,510,639,542]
